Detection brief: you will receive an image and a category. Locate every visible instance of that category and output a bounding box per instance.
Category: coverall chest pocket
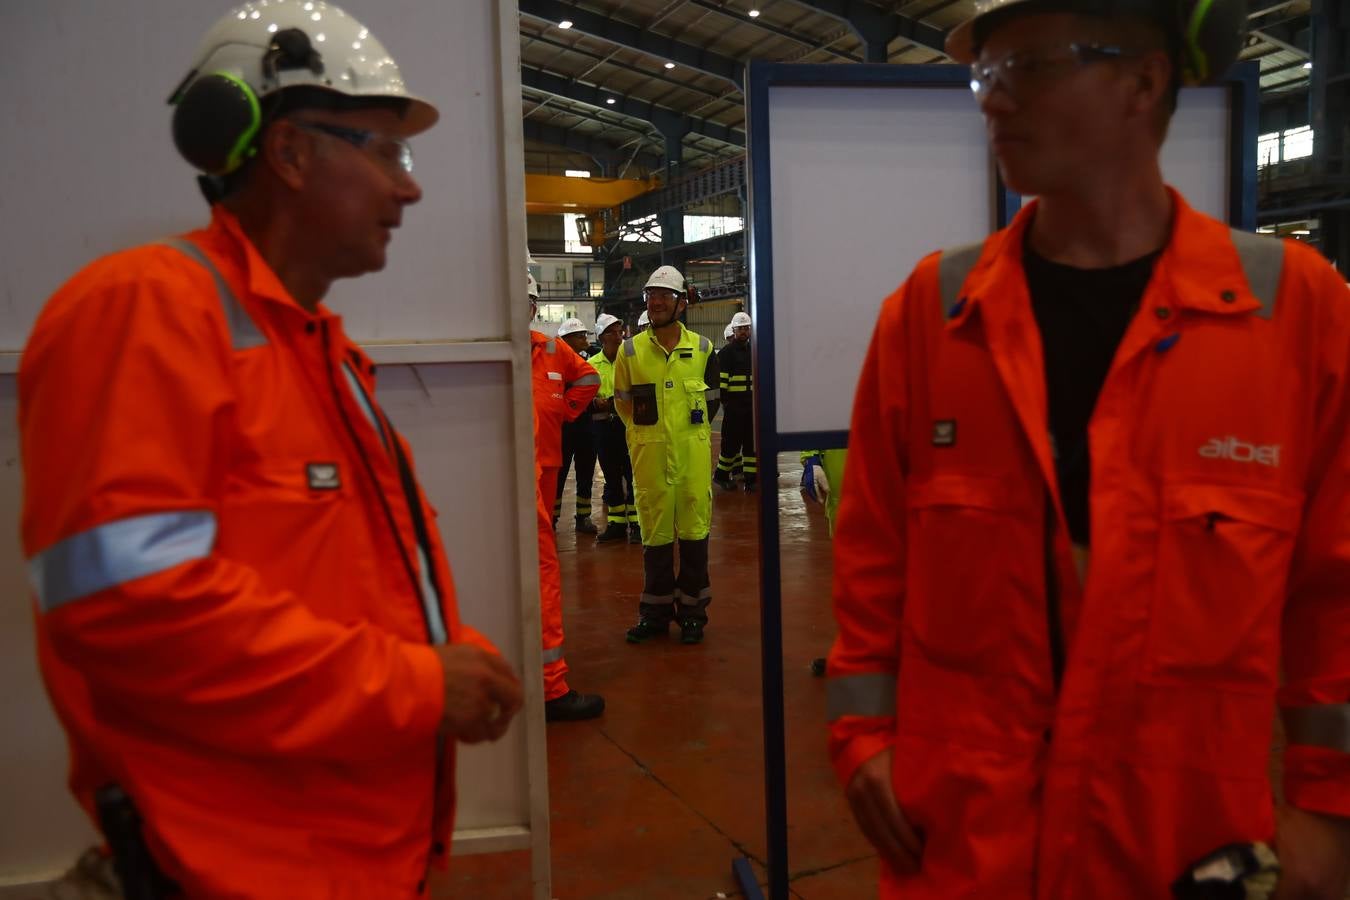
[683,378,709,427]
[631,383,659,426]
[1145,483,1302,693]
[905,475,1033,675]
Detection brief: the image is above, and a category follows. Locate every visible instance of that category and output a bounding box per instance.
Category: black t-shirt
[1024,242,1161,546]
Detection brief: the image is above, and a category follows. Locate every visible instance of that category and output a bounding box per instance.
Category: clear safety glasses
[292,120,415,176]
[969,42,1136,102]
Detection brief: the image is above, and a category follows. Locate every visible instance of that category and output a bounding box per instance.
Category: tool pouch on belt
[1171,841,1280,900]
[631,383,658,426]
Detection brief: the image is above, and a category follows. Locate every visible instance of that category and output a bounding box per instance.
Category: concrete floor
[440,443,874,899]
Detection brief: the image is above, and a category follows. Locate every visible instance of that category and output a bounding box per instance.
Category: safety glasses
[291,120,415,175]
[969,42,1136,102]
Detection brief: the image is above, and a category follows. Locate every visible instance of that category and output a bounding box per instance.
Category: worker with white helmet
[636,309,651,333]
[552,318,599,533]
[830,0,1350,896]
[614,265,721,644]
[21,2,524,894]
[526,281,605,722]
[724,323,735,343]
[589,313,640,543]
[715,310,756,492]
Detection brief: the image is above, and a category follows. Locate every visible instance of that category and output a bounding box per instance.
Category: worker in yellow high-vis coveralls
[614,266,720,645]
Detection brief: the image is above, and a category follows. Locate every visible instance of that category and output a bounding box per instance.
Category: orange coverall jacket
[828,191,1350,898]
[21,207,489,899]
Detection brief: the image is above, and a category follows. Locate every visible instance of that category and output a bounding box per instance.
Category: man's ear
[258,120,310,191]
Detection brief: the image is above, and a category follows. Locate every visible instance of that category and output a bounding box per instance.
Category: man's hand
[434,644,523,744]
[594,396,612,412]
[845,749,924,876]
[1273,805,1350,900]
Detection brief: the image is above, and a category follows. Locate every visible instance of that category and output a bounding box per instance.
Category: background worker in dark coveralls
[614,265,721,645]
[590,313,641,545]
[553,317,599,534]
[18,2,524,895]
[715,311,756,492]
[529,279,605,721]
[828,0,1350,897]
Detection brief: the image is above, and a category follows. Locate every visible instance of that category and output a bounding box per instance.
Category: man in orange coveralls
[827,0,1350,898]
[19,2,523,897]
[528,274,606,721]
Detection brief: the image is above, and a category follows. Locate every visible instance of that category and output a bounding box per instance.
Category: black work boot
[545,690,605,722]
[626,615,670,643]
[575,515,598,535]
[596,522,627,544]
[679,618,705,644]
[628,524,643,544]
[713,472,736,491]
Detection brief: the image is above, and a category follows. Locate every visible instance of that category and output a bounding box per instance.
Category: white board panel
[764,81,1236,438]
[1160,86,1231,221]
[0,0,506,352]
[766,85,994,436]
[374,364,533,838]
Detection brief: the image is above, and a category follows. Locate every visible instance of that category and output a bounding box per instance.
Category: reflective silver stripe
[1283,703,1350,753]
[698,335,710,352]
[675,587,712,602]
[541,645,565,664]
[341,361,390,452]
[705,389,721,401]
[622,338,636,357]
[415,544,448,645]
[29,511,217,612]
[826,672,897,722]
[570,373,601,387]
[545,339,556,353]
[1229,228,1284,320]
[939,241,984,319]
[641,592,675,605]
[614,389,633,401]
[159,239,267,350]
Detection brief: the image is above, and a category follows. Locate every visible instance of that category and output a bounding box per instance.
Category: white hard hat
[527,272,540,300]
[557,318,588,338]
[637,310,650,327]
[644,265,686,294]
[730,312,752,328]
[170,0,437,175]
[724,324,734,340]
[595,313,623,336]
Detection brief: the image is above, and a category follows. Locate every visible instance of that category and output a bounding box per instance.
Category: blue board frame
[741,59,1258,900]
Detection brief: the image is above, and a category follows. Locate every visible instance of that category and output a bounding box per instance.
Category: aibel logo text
[1199,436,1281,467]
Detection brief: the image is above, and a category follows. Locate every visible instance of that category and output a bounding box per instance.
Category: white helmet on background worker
[595,313,623,336]
[557,318,588,338]
[527,272,541,300]
[637,310,650,328]
[730,312,752,328]
[724,324,735,341]
[169,0,438,176]
[643,265,686,294]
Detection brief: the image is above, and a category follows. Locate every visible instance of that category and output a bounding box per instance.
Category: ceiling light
[564,169,592,178]
[664,61,675,69]
[559,19,573,29]
[605,97,616,104]
[748,8,760,16]
[1303,61,1312,69]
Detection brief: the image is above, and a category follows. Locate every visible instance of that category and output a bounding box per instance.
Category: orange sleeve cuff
[457,624,500,655]
[1284,745,1350,818]
[829,722,896,789]
[402,642,446,739]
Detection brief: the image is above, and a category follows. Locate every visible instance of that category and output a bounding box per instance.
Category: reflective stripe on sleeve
[939,241,984,319]
[29,511,218,612]
[1229,228,1284,320]
[826,672,897,722]
[622,338,636,357]
[541,645,565,664]
[570,373,601,387]
[1283,703,1350,753]
[705,389,720,402]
